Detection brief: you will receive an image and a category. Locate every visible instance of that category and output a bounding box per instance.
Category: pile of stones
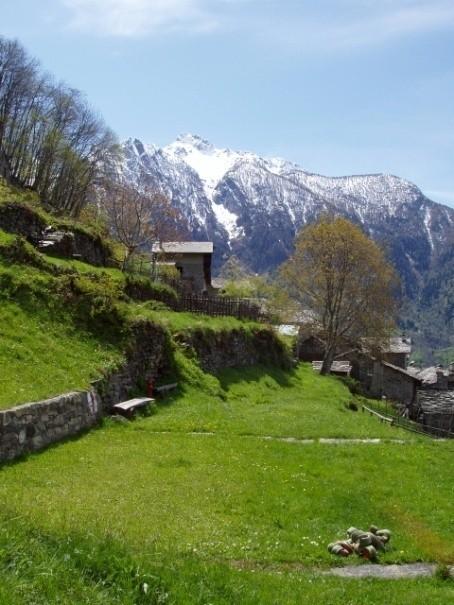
[328,525,392,561]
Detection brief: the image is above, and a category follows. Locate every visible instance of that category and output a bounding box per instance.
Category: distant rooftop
[387,337,412,354]
[407,365,449,385]
[361,336,412,355]
[152,242,213,254]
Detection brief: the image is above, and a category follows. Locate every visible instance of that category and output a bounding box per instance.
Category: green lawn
[43,253,125,280]
[0,299,123,409]
[148,362,415,439]
[0,361,453,604]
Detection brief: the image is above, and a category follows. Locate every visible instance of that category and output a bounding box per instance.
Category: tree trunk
[320,346,336,375]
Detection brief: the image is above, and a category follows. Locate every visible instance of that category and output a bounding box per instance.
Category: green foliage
[125,274,178,305]
[0,178,40,206]
[281,216,398,371]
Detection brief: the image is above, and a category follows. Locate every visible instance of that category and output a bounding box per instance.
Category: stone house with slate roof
[413,390,454,436]
[152,241,213,293]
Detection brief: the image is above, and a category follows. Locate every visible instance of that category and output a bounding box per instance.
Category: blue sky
[2,0,454,207]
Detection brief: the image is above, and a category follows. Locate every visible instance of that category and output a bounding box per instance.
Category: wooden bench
[112,397,155,418]
[154,383,178,395]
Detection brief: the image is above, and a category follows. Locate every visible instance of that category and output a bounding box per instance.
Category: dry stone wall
[0,321,170,463]
[179,327,291,374]
[0,390,101,462]
[96,321,169,410]
[0,202,46,242]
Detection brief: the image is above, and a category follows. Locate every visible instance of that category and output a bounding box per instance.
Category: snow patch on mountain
[165,134,240,200]
[212,201,239,239]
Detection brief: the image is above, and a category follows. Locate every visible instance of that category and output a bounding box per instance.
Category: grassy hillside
[0,252,259,409]
[0,361,453,604]
[0,183,452,603]
[0,209,262,409]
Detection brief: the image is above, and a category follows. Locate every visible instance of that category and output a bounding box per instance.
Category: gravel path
[325,562,439,578]
[228,559,449,579]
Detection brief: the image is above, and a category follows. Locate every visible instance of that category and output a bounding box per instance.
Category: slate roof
[152,242,213,254]
[407,365,449,385]
[358,336,411,356]
[382,361,421,381]
[387,337,412,354]
[417,390,454,415]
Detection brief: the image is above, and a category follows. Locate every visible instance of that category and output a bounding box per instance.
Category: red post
[146,378,154,397]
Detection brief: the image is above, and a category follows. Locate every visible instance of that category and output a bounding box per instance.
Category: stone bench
[112,397,155,418]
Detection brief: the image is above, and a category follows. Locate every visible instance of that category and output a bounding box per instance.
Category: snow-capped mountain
[118,133,454,358]
[119,134,454,297]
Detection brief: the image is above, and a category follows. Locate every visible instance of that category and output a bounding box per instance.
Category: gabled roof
[152,241,213,254]
[382,361,421,381]
[312,360,352,375]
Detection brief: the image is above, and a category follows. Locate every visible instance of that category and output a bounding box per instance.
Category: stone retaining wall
[178,327,291,374]
[0,323,288,462]
[96,321,169,410]
[0,390,101,462]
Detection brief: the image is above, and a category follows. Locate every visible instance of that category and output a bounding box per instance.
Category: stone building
[152,241,213,293]
[413,390,454,436]
[382,337,412,369]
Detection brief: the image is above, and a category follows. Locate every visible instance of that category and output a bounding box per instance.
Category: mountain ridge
[117,134,454,359]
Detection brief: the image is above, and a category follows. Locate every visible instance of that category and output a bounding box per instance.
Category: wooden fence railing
[172,294,267,322]
[123,260,268,322]
[362,404,454,439]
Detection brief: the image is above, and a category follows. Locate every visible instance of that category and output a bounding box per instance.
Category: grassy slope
[0,227,259,409]
[0,183,452,603]
[0,361,453,604]
[0,256,124,408]
[0,299,122,408]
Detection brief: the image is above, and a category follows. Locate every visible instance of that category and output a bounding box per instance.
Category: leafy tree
[0,36,116,216]
[281,216,398,374]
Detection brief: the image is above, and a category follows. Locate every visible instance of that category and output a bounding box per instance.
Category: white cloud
[255,0,454,53]
[61,0,454,45]
[63,0,218,36]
